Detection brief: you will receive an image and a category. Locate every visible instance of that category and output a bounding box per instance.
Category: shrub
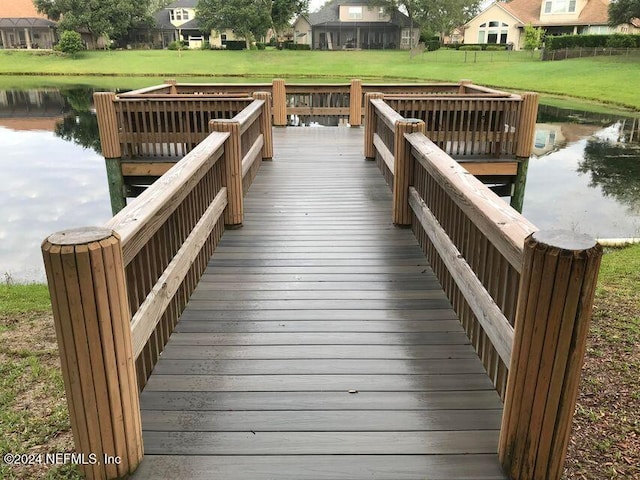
[256,42,266,50]
[459,45,482,51]
[545,34,640,50]
[486,45,507,51]
[523,24,544,50]
[55,30,84,56]
[606,34,637,48]
[201,41,211,50]
[284,42,310,50]
[224,40,246,50]
[167,40,182,50]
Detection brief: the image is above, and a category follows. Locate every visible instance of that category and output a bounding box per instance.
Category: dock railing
[366,94,602,480]
[41,98,271,479]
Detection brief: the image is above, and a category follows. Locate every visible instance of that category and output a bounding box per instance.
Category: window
[348,6,362,19]
[401,29,411,45]
[478,21,509,44]
[543,0,576,14]
[170,9,190,21]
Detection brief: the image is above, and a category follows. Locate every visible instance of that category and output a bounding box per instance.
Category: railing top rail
[371,98,404,130]
[115,93,253,100]
[406,132,537,271]
[215,99,265,135]
[119,85,171,96]
[105,131,229,265]
[114,96,254,103]
[382,92,518,99]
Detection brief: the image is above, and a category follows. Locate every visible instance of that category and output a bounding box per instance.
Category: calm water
[1,88,639,282]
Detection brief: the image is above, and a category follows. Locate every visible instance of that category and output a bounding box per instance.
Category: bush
[545,34,640,50]
[201,41,211,50]
[459,45,483,51]
[606,34,637,48]
[55,30,84,56]
[224,40,246,50]
[256,42,266,50]
[167,40,185,50]
[283,42,310,50]
[485,45,507,51]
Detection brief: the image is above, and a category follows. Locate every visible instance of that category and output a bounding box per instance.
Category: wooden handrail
[370,98,403,130]
[407,133,537,272]
[105,132,229,265]
[234,99,264,134]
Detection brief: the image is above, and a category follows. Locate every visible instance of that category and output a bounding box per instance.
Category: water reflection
[0,88,110,282]
[523,105,640,238]
[2,88,640,282]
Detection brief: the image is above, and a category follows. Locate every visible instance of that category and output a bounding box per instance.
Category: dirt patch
[564,287,640,479]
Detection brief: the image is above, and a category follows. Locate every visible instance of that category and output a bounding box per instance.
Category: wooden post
[349,79,363,127]
[164,78,177,95]
[252,91,274,160]
[364,92,384,159]
[515,92,539,158]
[393,119,425,225]
[210,120,243,225]
[94,92,121,159]
[105,158,127,215]
[42,227,143,480]
[499,230,602,480]
[510,157,529,213]
[458,78,472,94]
[272,78,287,126]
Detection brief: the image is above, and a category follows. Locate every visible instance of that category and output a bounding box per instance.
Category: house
[293,0,420,50]
[154,0,241,49]
[0,0,56,49]
[463,0,640,50]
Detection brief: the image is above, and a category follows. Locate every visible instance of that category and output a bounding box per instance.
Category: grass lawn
[1,244,638,479]
[0,49,639,109]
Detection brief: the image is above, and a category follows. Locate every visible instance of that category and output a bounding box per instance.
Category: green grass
[0,284,51,316]
[0,49,639,109]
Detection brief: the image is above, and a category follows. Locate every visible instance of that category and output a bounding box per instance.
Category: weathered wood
[42,229,142,480]
[393,119,425,225]
[132,454,508,480]
[364,92,385,158]
[252,92,273,159]
[462,162,519,177]
[210,120,244,225]
[407,132,537,272]
[510,157,529,213]
[409,188,514,365]
[94,92,122,159]
[349,79,363,126]
[515,92,539,158]
[106,132,227,264]
[105,158,127,215]
[499,230,602,480]
[121,162,176,177]
[241,135,264,179]
[272,79,287,126]
[130,188,227,358]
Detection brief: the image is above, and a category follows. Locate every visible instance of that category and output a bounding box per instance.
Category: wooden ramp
[132,128,507,479]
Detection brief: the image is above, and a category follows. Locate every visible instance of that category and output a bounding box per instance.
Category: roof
[308,0,416,27]
[154,1,201,30]
[492,0,610,26]
[164,0,198,8]
[0,17,56,28]
[0,0,48,19]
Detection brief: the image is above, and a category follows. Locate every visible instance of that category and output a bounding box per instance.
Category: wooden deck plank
[133,455,507,480]
[133,127,506,480]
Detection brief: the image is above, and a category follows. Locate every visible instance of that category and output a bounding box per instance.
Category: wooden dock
[131,128,507,479]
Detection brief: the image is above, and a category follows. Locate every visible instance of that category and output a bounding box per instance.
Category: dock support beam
[510,158,529,213]
[42,228,143,480]
[95,92,126,214]
[499,230,602,480]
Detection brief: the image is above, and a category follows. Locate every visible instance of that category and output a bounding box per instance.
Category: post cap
[48,227,114,246]
[530,230,599,252]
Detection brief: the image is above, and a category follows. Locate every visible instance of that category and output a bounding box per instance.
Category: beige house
[154,0,241,49]
[293,0,419,50]
[464,0,640,50]
[0,0,56,49]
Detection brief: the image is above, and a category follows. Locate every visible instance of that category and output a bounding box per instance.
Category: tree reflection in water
[579,136,640,213]
[54,88,102,154]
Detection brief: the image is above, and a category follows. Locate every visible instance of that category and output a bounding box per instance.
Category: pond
[1,86,639,282]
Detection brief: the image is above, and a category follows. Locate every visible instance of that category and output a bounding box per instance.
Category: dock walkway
[132,128,507,479]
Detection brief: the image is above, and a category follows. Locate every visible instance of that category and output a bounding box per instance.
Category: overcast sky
[309,0,328,12]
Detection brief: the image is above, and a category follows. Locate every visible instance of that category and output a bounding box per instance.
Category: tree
[374,0,481,43]
[197,0,308,47]
[35,0,152,44]
[56,30,84,56]
[523,23,544,50]
[608,0,640,26]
